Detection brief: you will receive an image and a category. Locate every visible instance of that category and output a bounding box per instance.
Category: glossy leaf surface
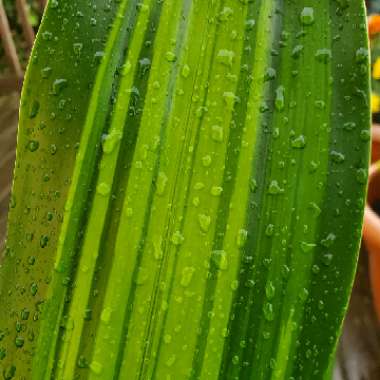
[0,1,370,379]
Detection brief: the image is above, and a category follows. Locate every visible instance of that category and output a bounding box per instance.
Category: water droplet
[268,180,283,195]
[237,229,248,248]
[356,168,367,184]
[217,49,235,66]
[300,7,315,25]
[40,235,49,248]
[15,336,24,348]
[263,302,274,321]
[211,186,223,196]
[245,19,255,30]
[265,224,274,237]
[360,130,370,141]
[29,100,40,118]
[41,66,52,78]
[156,172,168,196]
[165,51,176,62]
[180,266,195,287]
[211,250,228,270]
[330,151,345,163]
[315,49,332,63]
[198,214,211,232]
[291,135,306,149]
[300,241,316,253]
[275,86,285,111]
[27,140,39,152]
[356,47,368,63]
[264,67,276,81]
[265,281,275,300]
[52,78,68,95]
[223,92,239,110]
[202,155,212,167]
[90,361,103,375]
[292,45,304,59]
[73,43,83,56]
[30,282,38,296]
[102,130,122,154]
[320,233,336,248]
[172,231,184,245]
[211,125,224,142]
[181,64,190,78]
[97,182,111,196]
[100,307,112,323]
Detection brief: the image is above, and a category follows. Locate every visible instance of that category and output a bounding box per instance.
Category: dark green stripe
[218,2,285,378]
[292,2,370,378]
[34,1,142,377]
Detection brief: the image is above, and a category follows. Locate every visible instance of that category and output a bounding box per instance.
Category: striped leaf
[0,1,370,379]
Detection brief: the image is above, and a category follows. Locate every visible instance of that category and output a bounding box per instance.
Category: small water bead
[202,155,212,167]
[40,235,49,248]
[245,19,255,30]
[322,253,333,266]
[219,6,233,21]
[90,361,103,375]
[180,266,195,287]
[360,130,371,141]
[231,228,247,250]
[263,302,274,321]
[102,130,122,154]
[100,307,112,323]
[356,168,367,184]
[300,241,316,253]
[292,45,304,59]
[52,78,68,95]
[165,51,176,62]
[29,100,40,118]
[217,49,235,66]
[181,64,190,78]
[211,125,224,142]
[315,49,332,63]
[275,86,285,111]
[156,172,168,196]
[211,186,223,196]
[343,122,356,131]
[265,224,274,237]
[171,231,184,245]
[356,47,369,63]
[330,151,345,164]
[15,336,24,348]
[192,196,200,207]
[211,250,228,270]
[265,281,275,300]
[268,180,283,195]
[41,66,52,78]
[300,7,315,25]
[320,233,336,248]
[223,92,239,110]
[96,182,111,196]
[264,67,276,81]
[27,140,39,152]
[73,42,83,56]
[198,214,211,232]
[291,135,306,149]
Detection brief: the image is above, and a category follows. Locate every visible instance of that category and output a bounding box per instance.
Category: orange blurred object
[369,15,380,37]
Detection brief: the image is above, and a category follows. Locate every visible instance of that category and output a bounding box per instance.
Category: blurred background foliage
[0,0,43,74]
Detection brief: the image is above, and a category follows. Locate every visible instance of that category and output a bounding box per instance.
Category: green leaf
[0,1,370,379]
